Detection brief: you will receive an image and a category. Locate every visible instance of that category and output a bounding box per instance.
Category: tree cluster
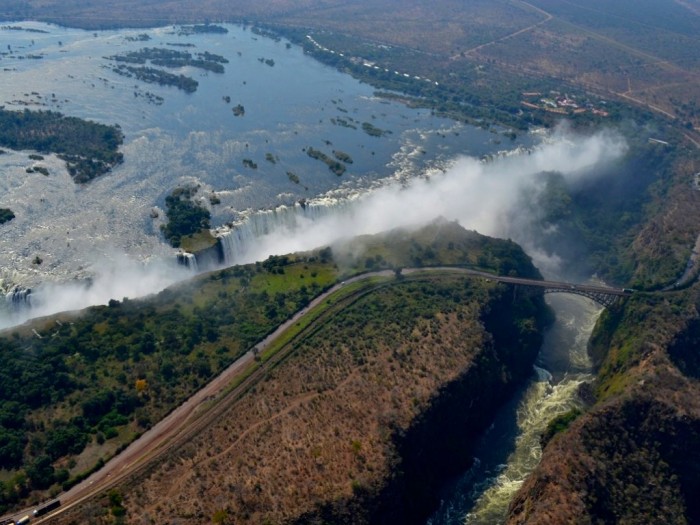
[0,108,124,183]
[0,208,15,225]
[160,186,211,248]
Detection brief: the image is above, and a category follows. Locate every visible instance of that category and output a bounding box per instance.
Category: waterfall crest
[216,196,353,265]
[177,252,199,273]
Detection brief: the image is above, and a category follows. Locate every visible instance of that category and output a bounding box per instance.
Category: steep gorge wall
[506,291,700,525]
[291,285,548,525]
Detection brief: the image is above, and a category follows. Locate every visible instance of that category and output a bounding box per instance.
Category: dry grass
[122,286,489,523]
[50,277,506,524]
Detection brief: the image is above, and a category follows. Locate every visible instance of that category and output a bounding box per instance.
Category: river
[0,20,522,295]
[427,293,602,524]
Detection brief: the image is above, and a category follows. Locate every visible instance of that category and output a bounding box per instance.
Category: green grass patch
[180,229,218,253]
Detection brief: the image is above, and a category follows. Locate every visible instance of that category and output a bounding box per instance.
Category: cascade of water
[216,197,351,265]
[5,286,32,311]
[176,252,199,273]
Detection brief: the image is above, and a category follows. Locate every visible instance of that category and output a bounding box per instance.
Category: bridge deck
[415,267,633,307]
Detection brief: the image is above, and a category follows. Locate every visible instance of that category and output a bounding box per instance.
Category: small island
[124,33,151,42]
[232,104,245,117]
[161,186,212,248]
[111,64,198,93]
[26,166,49,176]
[362,121,391,137]
[333,149,353,163]
[307,146,346,176]
[108,47,228,74]
[330,116,357,129]
[0,108,123,183]
[177,24,228,35]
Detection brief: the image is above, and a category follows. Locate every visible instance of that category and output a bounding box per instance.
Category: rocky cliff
[507,289,700,525]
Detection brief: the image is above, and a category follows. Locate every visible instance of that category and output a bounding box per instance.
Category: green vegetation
[111,64,198,93]
[26,166,49,176]
[124,33,150,42]
[330,116,357,129]
[273,25,643,132]
[306,146,346,176]
[180,229,218,253]
[242,158,257,169]
[0,208,15,225]
[0,221,541,514]
[541,408,582,446]
[160,187,211,248]
[0,253,331,513]
[107,47,228,73]
[333,149,353,163]
[287,171,300,184]
[0,108,123,183]
[232,104,245,116]
[361,122,390,137]
[517,132,696,288]
[177,24,228,35]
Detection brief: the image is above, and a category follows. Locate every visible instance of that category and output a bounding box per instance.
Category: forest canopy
[0,108,124,183]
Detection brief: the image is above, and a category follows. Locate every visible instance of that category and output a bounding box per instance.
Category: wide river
[0,20,529,301]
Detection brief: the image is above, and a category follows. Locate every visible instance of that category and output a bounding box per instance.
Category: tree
[0,428,25,469]
[26,455,55,490]
[135,378,148,394]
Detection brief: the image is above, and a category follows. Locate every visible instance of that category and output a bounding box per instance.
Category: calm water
[0,21,528,293]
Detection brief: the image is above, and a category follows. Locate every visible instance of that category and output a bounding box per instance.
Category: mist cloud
[1,127,627,330]
[1,257,191,330]
[235,128,627,271]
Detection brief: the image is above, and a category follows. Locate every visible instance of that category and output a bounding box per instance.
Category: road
[19,271,394,524]
[454,0,553,59]
[6,267,624,523]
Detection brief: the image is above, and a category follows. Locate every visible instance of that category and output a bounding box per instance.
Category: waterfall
[217,197,352,265]
[5,286,32,311]
[177,252,199,273]
[0,287,33,331]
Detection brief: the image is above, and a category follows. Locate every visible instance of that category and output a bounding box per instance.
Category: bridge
[463,270,632,307]
[413,268,633,308]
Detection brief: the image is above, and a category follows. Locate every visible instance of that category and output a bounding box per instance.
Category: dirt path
[454,0,552,59]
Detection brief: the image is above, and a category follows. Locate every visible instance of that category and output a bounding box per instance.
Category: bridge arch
[542,287,621,308]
